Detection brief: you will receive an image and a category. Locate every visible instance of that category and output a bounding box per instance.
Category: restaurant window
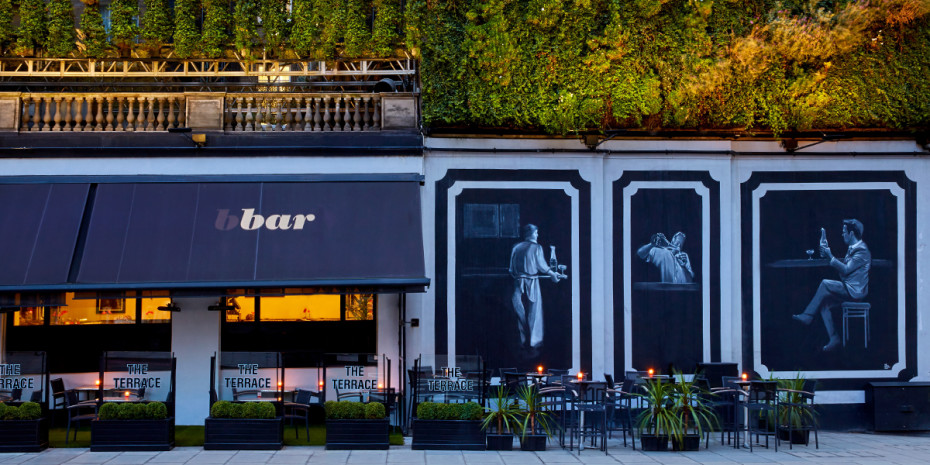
[224,296,256,322]
[223,294,375,322]
[261,295,341,321]
[51,294,135,325]
[141,298,173,324]
[11,293,173,326]
[13,307,44,326]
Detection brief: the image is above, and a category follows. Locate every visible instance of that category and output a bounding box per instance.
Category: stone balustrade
[0,92,417,132]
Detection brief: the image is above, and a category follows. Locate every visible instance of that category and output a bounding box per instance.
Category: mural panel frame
[435,170,592,373]
[740,171,917,390]
[612,171,721,377]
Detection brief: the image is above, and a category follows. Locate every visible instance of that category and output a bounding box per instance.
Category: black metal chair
[779,379,819,449]
[574,388,608,454]
[283,388,321,440]
[538,384,573,449]
[604,379,636,450]
[50,378,67,426]
[368,387,398,425]
[65,390,98,444]
[710,376,744,447]
[746,380,779,451]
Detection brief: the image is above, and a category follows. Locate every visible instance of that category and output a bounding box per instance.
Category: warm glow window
[224,294,375,323]
[11,293,172,326]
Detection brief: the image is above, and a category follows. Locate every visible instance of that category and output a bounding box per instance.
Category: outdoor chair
[65,390,98,444]
[283,388,322,440]
[746,380,779,451]
[779,379,819,449]
[604,379,636,450]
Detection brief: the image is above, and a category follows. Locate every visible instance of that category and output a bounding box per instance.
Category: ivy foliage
[142,0,175,51]
[202,0,230,58]
[0,0,13,49]
[289,0,321,57]
[343,0,371,57]
[110,0,140,51]
[233,0,260,55]
[14,0,47,55]
[80,3,109,59]
[46,0,76,58]
[411,0,930,133]
[173,0,201,58]
[371,0,402,57]
[260,0,289,55]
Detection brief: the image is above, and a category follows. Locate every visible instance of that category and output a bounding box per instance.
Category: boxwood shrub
[416,401,483,421]
[324,400,385,420]
[97,402,167,420]
[0,401,43,420]
[210,401,275,419]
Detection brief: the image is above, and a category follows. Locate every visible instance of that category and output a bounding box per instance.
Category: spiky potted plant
[777,374,817,445]
[670,372,717,451]
[515,384,555,451]
[636,378,682,451]
[481,386,520,450]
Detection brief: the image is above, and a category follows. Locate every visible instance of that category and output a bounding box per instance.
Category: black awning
[0,178,428,293]
[0,183,89,286]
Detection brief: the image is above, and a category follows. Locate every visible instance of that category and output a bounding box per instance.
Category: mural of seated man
[793,219,871,352]
[637,231,694,284]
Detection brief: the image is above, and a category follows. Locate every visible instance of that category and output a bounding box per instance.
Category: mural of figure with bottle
[508,224,568,358]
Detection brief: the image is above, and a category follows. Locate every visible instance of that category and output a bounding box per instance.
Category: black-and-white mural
[613,172,721,377]
[435,171,592,373]
[741,172,917,384]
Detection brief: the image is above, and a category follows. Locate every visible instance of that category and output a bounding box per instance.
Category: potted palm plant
[670,373,717,451]
[636,379,682,451]
[777,375,817,445]
[515,384,556,451]
[481,386,520,450]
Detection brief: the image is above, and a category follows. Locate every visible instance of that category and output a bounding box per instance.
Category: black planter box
[325,419,389,450]
[91,418,175,452]
[672,434,701,451]
[0,418,48,452]
[411,419,485,450]
[778,427,810,445]
[204,417,283,450]
[486,434,513,451]
[640,434,669,451]
[519,434,547,451]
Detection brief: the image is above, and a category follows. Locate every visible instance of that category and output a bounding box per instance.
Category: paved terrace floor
[2,432,929,465]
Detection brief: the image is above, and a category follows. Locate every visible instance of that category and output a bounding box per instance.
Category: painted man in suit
[509,224,566,358]
[793,219,871,351]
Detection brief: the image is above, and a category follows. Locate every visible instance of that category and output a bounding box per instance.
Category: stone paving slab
[0,432,928,465]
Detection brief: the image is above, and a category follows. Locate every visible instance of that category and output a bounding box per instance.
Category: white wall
[171,297,221,425]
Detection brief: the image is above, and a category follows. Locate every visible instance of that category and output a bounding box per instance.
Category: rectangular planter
[640,434,669,451]
[778,427,810,445]
[519,434,547,451]
[486,434,513,451]
[411,419,485,450]
[325,419,389,450]
[672,434,701,451]
[204,417,283,450]
[0,418,48,452]
[91,418,175,452]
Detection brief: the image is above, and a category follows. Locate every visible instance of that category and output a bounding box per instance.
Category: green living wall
[406,0,930,134]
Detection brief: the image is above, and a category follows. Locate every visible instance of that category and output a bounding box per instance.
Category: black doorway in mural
[630,188,703,373]
[456,189,573,371]
[760,189,898,373]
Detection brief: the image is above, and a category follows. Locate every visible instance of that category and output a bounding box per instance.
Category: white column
[377,294,400,389]
[171,297,221,425]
